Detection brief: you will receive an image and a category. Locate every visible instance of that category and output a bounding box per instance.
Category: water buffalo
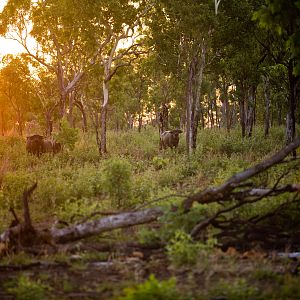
[26,134,45,157]
[26,135,62,156]
[160,129,183,150]
[43,139,62,154]
[52,140,62,154]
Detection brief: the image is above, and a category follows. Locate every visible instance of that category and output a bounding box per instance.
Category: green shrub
[138,227,161,246]
[1,171,33,209]
[209,279,258,300]
[55,117,79,151]
[152,156,169,170]
[118,274,181,300]
[159,204,211,242]
[166,230,217,267]
[132,175,155,205]
[103,158,133,208]
[35,176,73,209]
[6,275,48,300]
[107,128,158,160]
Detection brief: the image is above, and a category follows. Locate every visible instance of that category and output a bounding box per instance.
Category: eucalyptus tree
[116,60,149,132]
[253,0,300,144]
[148,0,215,154]
[0,0,155,155]
[0,0,90,119]
[0,55,33,136]
[210,0,263,138]
[32,69,59,136]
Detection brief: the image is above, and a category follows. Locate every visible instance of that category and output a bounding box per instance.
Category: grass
[0,125,296,228]
[0,125,300,299]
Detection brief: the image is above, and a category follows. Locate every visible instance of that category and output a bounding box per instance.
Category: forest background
[0,0,300,299]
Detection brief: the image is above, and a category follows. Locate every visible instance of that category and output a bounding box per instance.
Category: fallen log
[50,208,163,244]
[0,203,163,251]
[183,137,300,212]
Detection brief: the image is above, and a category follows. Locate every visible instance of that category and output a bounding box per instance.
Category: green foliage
[158,204,210,242]
[166,230,217,267]
[137,227,161,246]
[55,117,79,151]
[152,156,169,170]
[107,129,158,160]
[35,176,73,209]
[118,274,181,300]
[1,252,34,266]
[166,230,199,267]
[1,171,32,209]
[209,279,258,300]
[6,275,48,300]
[103,158,133,208]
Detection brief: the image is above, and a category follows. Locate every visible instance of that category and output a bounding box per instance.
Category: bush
[6,275,48,300]
[152,156,169,170]
[209,279,258,300]
[166,230,217,267]
[166,230,200,267]
[1,171,33,209]
[103,158,133,208]
[55,117,79,151]
[119,274,182,300]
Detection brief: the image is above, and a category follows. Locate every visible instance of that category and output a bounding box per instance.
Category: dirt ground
[0,242,299,300]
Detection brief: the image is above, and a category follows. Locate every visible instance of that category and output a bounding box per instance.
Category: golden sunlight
[0,0,26,56]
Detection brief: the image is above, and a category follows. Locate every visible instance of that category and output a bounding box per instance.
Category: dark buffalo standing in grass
[160,129,183,150]
[26,135,61,156]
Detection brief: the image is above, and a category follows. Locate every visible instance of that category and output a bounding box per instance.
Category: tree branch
[183,138,300,212]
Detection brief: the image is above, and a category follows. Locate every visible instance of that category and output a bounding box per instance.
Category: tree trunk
[192,41,206,148]
[75,100,88,132]
[214,96,220,128]
[277,101,283,126]
[138,113,143,133]
[45,111,53,137]
[186,57,195,155]
[286,63,298,147]
[239,99,246,138]
[0,109,5,136]
[220,81,230,132]
[16,110,23,137]
[263,75,271,136]
[68,91,75,128]
[158,103,169,135]
[100,80,109,155]
[186,41,206,154]
[59,92,68,119]
[94,111,101,155]
[246,86,256,138]
[51,208,163,244]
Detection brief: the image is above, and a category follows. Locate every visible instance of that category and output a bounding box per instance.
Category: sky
[0,0,25,56]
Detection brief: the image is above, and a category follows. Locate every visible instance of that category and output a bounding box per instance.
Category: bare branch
[183,138,300,212]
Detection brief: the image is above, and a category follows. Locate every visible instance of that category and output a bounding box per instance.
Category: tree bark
[220,80,230,132]
[286,62,298,148]
[263,75,271,136]
[246,85,256,138]
[239,98,246,138]
[186,41,206,154]
[51,208,163,244]
[0,207,163,245]
[75,100,88,132]
[0,109,5,136]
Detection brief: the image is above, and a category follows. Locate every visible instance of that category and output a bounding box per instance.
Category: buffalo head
[26,134,45,157]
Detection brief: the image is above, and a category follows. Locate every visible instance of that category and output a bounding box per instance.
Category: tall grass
[0,125,293,230]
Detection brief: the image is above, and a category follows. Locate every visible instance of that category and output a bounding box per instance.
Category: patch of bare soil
[0,243,298,300]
